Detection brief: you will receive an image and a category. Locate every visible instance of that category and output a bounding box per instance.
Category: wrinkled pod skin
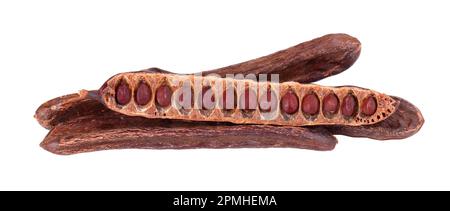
[201,33,362,83]
[37,91,338,155]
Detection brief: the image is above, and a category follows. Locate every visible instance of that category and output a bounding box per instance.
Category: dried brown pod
[37,93,337,155]
[201,33,361,83]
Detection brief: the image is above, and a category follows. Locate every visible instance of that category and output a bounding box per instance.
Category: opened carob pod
[97,72,397,127]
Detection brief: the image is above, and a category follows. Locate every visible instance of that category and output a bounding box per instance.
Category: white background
[0,0,448,190]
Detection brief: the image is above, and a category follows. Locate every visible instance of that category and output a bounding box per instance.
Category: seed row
[99,73,396,126]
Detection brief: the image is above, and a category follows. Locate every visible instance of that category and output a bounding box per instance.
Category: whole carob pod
[34,34,423,155]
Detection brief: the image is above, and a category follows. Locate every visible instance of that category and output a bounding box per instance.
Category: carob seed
[281,91,299,114]
[221,88,236,110]
[301,93,319,115]
[115,81,131,105]
[156,85,172,107]
[239,88,257,110]
[135,81,151,106]
[179,89,194,109]
[361,96,377,116]
[341,94,357,117]
[259,88,275,112]
[201,86,215,110]
[322,93,339,116]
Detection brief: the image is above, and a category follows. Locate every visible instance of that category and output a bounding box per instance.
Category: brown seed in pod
[322,93,339,116]
[220,88,237,110]
[135,81,151,106]
[115,80,131,105]
[281,90,299,115]
[361,96,377,116]
[201,86,215,110]
[239,88,257,110]
[259,87,277,112]
[178,88,194,109]
[341,94,357,117]
[302,93,320,116]
[156,85,172,107]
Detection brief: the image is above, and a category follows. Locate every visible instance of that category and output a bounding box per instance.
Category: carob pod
[36,92,337,155]
[201,33,361,83]
[98,72,397,126]
[35,93,105,130]
[40,103,337,155]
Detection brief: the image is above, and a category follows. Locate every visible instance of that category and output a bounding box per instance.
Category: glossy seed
[341,94,357,117]
[259,88,276,112]
[156,85,172,107]
[281,91,299,114]
[221,88,236,110]
[322,93,339,115]
[115,81,131,105]
[301,93,319,115]
[179,89,194,109]
[135,81,151,106]
[361,96,377,116]
[239,88,257,110]
[202,86,215,110]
